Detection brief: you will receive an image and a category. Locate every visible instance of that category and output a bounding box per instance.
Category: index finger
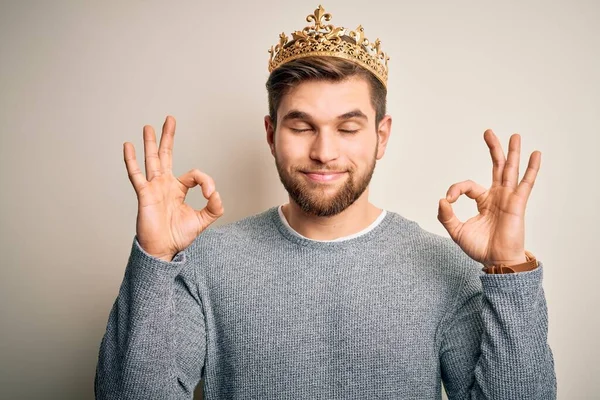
[158,115,176,174]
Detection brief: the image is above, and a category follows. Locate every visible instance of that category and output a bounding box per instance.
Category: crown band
[268,5,389,88]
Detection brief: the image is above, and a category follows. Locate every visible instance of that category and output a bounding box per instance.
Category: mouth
[301,171,347,182]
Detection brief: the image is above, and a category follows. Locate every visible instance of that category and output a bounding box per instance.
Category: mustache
[294,164,352,173]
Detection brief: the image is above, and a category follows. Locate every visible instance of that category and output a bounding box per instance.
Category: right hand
[123,115,224,261]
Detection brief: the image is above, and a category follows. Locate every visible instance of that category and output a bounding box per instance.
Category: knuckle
[128,169,141,178]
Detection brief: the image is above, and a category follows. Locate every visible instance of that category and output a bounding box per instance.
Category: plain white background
[0,1,598,398]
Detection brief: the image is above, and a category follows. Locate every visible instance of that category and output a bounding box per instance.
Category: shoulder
[384,211,482,282]
[384,211,457,251]
[186,207,279,254]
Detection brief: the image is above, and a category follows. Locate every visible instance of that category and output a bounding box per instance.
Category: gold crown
[268,5,389,88]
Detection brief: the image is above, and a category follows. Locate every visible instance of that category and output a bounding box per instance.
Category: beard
[275,148,377,217]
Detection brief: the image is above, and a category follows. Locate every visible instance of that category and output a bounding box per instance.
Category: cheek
[276,135,307,162]
[274,143,299,169]
[345,137,377,165]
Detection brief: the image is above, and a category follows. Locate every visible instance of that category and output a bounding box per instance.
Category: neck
[281,189,382,241]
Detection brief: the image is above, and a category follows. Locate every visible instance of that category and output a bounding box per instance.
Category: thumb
[437,198,462,239]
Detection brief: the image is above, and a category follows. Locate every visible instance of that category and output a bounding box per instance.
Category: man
[95,5,556,399]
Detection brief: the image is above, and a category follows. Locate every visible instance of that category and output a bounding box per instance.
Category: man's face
[266,76,389,217]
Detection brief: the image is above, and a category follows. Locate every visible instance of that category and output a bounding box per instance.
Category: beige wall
[0,0,598,399]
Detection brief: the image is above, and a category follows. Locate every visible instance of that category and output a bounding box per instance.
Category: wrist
[484,252,527,268]
[136,238,176,262]
[483,251,538,274]
[497,255,528,267]
[155,253,176,262]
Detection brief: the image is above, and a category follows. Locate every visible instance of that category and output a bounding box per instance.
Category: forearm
[95,237,202,400]
[472,265,556,399]
[441,264,556,400]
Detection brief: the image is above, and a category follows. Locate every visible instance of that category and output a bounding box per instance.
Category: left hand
[437,129,541,267]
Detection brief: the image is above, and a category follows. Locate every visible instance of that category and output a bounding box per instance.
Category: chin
[300,198,357,217]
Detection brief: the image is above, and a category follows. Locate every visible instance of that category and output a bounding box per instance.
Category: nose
[309,130,340,164]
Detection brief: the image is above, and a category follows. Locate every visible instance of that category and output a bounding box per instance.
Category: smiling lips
[302,171,346,182]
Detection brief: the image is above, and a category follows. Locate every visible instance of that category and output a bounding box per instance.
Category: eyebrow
[337,110,368,121]
[281,109,369,122]
[281,110,311,122]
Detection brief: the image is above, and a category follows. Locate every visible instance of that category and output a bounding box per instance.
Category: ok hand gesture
[437,129,540,267]
[123,116,224,261]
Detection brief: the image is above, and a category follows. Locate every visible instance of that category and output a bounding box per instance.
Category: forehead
[278,76,374,122]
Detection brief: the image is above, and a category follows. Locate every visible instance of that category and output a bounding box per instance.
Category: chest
[203,251,447,370]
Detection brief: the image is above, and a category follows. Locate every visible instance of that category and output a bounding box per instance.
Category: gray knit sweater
[95,207,556,399]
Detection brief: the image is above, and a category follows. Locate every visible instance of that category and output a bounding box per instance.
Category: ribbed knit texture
[95,207,556,399]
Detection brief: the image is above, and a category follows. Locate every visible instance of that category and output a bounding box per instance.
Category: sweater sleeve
[439,263,557,400]
[95,237,206,400]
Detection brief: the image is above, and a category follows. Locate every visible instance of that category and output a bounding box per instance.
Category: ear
[376,115,392,160]
[264,115,276,157]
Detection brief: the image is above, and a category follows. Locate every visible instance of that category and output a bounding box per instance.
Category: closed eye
[290,128,314,133]
[339,129,359,134]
